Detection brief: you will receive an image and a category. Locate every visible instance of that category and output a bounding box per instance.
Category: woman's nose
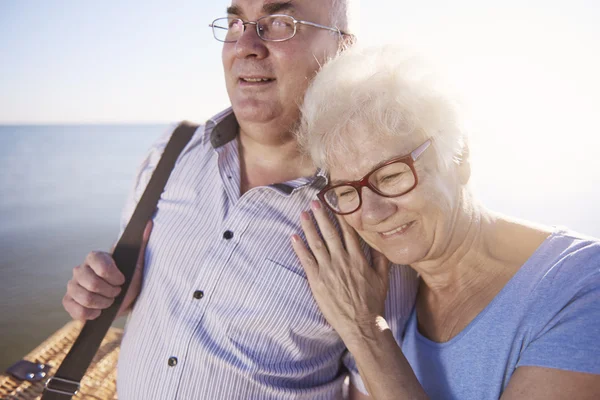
[359,187,397,225]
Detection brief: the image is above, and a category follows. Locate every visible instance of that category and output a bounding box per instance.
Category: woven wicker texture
[0,321,122,400]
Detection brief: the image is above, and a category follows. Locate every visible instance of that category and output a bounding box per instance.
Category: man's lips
[238,76,276,84]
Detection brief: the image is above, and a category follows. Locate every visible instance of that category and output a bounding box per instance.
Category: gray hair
[297,45,467,173]
[330,0,359,35]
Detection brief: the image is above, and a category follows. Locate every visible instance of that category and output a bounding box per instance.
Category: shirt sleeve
[516,271,600,374]
[343,350,369,395]
[117,124,179,239]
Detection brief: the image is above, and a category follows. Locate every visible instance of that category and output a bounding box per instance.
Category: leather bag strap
[42,121,199,399]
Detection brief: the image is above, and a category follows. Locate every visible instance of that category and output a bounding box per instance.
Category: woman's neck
[412,196,552,342]
[412,196,498,293]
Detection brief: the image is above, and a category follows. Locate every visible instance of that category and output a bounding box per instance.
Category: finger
[300,211,331,265]
[67,279,116,310]
[372,249,391,281]
[336,214,362,256]
[73,264,122,298]
[63,294,102,321]
[85,251,125,286]
[290,234,319,282]
[310,200,345,254]
[136,220,153,272]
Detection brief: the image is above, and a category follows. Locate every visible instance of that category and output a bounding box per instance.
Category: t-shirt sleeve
[516,271,600,374]
[343,350,369,395]
[117,124,180,239]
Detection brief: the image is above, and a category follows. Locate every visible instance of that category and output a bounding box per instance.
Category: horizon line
[0,120,200,126]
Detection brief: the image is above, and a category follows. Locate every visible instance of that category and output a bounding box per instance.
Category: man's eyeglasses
[318,139,433,215]
[209,14,346,43]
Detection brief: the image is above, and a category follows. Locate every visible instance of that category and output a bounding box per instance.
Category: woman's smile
[378,220,416,238]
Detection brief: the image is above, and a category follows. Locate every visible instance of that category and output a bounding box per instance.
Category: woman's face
[328,130,463,265]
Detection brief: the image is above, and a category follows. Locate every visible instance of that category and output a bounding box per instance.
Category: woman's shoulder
[515,228,600,375]
[539,227,600,279]
[520,227,600,322]
[502,225,600,295]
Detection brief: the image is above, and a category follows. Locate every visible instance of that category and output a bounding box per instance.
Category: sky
[1,0,599,229]
[1,0,597,125]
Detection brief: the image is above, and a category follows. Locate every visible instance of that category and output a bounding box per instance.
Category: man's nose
[235,24,268,59]
[360,187,396,225]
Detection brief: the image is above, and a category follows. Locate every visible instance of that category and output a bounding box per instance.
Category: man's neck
[237,124,316,195]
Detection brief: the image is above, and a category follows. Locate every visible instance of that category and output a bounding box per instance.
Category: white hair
[297,45,467,173]
[329,0,359,35]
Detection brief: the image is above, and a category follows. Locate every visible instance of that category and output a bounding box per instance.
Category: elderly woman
[290,46,600,400]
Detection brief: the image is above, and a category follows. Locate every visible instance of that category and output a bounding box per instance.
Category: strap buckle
[44,376,80,396]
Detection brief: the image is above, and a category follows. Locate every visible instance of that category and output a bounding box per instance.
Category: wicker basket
[0,321,122,400]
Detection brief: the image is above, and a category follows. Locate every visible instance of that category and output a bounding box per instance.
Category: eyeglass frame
[318,139,433,215]
[209,14,348,43]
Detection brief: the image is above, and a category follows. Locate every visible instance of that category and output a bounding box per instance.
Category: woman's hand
[291,200,391,344]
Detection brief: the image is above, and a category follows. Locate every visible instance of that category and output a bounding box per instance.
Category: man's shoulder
[140,121,209,166]
[153,121,207,150]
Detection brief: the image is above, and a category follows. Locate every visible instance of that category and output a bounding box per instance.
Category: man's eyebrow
[263,1,295,15]
[226,5,242,16]
[226,2,295,17]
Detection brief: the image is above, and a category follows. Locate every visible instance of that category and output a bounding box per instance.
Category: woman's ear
[457,144,471,185]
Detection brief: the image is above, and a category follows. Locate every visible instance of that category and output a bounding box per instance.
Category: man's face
[222,0,341,129]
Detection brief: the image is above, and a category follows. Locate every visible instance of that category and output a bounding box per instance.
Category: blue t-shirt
[402,228,600,399]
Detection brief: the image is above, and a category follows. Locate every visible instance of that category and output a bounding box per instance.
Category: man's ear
[457,144,471,185]
[339,33,356,51]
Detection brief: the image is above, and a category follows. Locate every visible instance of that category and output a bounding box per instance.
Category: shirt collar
[204,107,328,194]
[204,107,238,148]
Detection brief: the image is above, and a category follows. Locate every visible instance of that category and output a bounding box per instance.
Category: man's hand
[62,221,153,320]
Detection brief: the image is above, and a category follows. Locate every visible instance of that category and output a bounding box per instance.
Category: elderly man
[62,1,417,398]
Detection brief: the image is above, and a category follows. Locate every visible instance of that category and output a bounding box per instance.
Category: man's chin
[232,100,282,124]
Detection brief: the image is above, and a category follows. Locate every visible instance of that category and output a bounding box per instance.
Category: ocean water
[0,124,167,370]
[0,124,599,372]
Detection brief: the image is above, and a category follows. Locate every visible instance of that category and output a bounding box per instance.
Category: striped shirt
[116,108,418,399]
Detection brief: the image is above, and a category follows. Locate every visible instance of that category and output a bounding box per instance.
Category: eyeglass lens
[324,162,416,213]
[213,16,296,42]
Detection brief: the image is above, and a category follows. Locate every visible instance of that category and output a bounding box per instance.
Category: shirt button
[193,290,204,299]
[223,230,234,240]
[168,357,178,367]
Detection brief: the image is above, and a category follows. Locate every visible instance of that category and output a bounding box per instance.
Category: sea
[0,124,599,372]
[0,124,167,371]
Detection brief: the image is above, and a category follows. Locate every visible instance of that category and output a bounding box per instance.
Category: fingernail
[301,211,310,220]
[291,234,300,243]
[311,200,321,210]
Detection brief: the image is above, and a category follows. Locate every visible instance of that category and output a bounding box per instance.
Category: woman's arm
[291,200,427,399]
[346,317,427,400]
[292,201,600,399]
[502,367,600,399]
